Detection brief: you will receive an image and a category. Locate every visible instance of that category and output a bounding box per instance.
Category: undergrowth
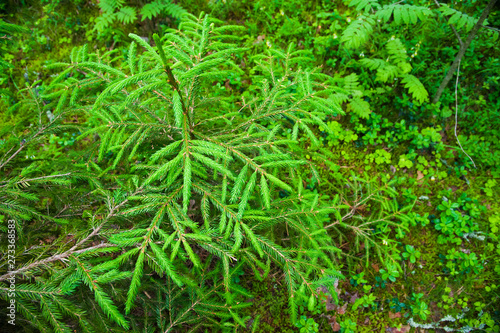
[0,0,499,332]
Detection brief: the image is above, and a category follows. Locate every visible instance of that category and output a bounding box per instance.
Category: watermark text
[6,219,16,325]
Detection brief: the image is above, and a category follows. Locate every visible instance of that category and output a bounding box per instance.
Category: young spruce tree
[1,13,351,332]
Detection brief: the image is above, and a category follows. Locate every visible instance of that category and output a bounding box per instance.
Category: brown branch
[0,173,72,188]
[0,131,42,171]
[433,0,463,47]
[152,34,192,128]
[0,187,143,282]
[483,25,500,33]
[0,243,115,282]
[0,101,67,171]
[432,0,498,104]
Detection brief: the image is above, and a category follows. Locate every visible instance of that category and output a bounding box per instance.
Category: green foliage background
[0,0,499,332]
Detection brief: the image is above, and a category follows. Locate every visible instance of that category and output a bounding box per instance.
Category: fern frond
[376,4,434,25]
[438,4,484,32]
[340,15,376,49]
[348,97,371,119]
[401,74,429,105]
[98,0,124,13]
[386,38,408,65]
[344,0,380,13]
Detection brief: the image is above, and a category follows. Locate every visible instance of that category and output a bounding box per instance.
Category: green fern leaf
[162,2,187,19]
[348,97,371,119]
[116,6,137,24]
[401,74,429,105]
[345,0,380,13]
[340,15,375,49]
[98,0,124,13]
[438,5,482,33]
[359,58,386,70]
[376,4,434,25]
[140,0,163,21]
[376,64,399,82]
[386,38,408,65]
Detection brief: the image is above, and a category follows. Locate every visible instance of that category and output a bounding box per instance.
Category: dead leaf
[189,199,196,210]
[390,325,411,333]
[349,292,359,304]
[397,325,411,333]
[388,312,401,319]
[417,170,424,181]
[253,35,266,45]
[326,301,336,311]
[333,278,340,295]
[317,286,328,294]
[326,314,340,331]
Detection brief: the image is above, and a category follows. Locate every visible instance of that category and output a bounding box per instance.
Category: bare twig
[483,25,500,33]
[0,243,115,282]
[453,60,477,169]
[0,187,143,282]
[0,173,72,188]
[433,0,463,46]
[0,108,66,170]
[433,0,498,103]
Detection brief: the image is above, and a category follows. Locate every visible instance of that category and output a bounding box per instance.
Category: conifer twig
[153,33,192,127]
[0,110,65,170]
[0,173,72,188]
[0,243,114,282]
[0,188,143,282]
